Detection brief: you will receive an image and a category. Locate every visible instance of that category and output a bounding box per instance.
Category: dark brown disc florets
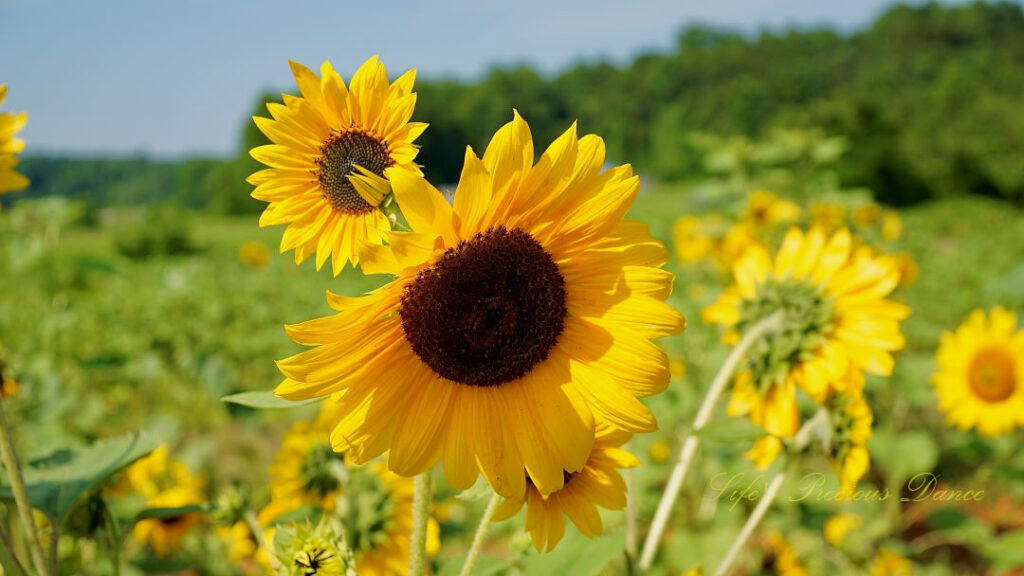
[316,129,392,214]
[400,226,568,388]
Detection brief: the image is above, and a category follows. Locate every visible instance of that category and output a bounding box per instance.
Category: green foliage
[113,204,199,259]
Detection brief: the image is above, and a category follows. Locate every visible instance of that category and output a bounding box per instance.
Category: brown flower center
[316,130,392,214]
[400,226,567,388]
[968,346,1016,403]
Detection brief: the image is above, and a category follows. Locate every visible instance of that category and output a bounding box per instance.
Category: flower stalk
[713,471,785,576]
[409,471,432,576]
[639,310,783,570]
[459,492,501,576]
[0,401,49,576]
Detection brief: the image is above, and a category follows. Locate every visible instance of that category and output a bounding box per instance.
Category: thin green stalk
[639,311,783,570]
[0,401,49,576]
[244,510,282,571]
[459,493,501,576]
[0,521,28,576]
[713,472,785,576]
[47,515,58,576]
[409,472,432,576]
[103,505,121,576]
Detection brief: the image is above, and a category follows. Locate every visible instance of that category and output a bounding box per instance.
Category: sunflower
[672,215,714,263]
[765,531,807,576]
[744,190,800,229]
[248,57,426,275]
[932,306,1024,436]
[340,463,439,576]
[0,83,29,195]
[824,512,862,547]
[275,113,684,499]
[132,483,205,557]
[704,226,908,437]
[826,379,873,498]
[493,424,639,552]
[871,549,912,576]
[269,415,346,512]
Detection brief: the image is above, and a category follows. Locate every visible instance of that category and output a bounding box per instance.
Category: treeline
[16,1,1024,213]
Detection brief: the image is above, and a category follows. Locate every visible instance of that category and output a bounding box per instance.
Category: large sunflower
[493,424,639,552]
[704,227,908,437]
[932,306,1024,436]
[249,57,426,275]
[0,83,29,195]
[276,113,684,499]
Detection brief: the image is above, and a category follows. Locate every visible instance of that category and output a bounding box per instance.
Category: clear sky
[0,0,999,157]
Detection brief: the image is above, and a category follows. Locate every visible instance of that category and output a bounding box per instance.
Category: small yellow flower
[824,512,862,547]
[880,210,903,241]
[648,439,672,464]
[766,532,807,576]
[932,306,1024,436]
[0,83,29,195]
[132,484,205,557]
[669,358,686,380]
[744,435,783,470]
[0,376,18,398]
[744,190,800,228]
[893,252,919,288]
[871,549,912,576]
[673,215,715,263]
[851,202,882,227]
[495,425,640,552]
[808,202,846,233]
[239,241,271,268]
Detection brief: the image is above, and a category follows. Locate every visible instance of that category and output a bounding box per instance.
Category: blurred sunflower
[880,210,902,242]
[239,240,271,268]
[269,416,345,512]
[672,215,714,263]
[705,227,908,437]
[276,114,684,499]
[826,377,873,498]
[765,531,807,576]
[132,483,205,557]
[808,201,846,233]
[217,520,274,573]
[932,306,1024,436]
[249,57,426,275]
[824,512,862,547]
[871,549,912,576]
[340,463,439,576]
[744,190,800,229]
[745,435,783,470]
[0,83,29,195]
[494,425,639,552]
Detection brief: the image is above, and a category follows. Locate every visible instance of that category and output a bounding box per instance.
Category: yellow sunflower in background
[276,113,684,499]
[341,463,439,576]
[827,377,873,498]
[932,306,1024,436]
[704,227,908,437]
[0,83,29,195]
[672,215,714,263]
[123,445,206,556]
[765,531,808,576]
[871,549,913,576]
[494,424,639,552]
[744,190,800,229]
[824,512,862,547]
[269,415,346,512]
[249,56,426,275]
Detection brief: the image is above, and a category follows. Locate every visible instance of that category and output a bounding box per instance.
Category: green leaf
[135,504,206,522]
[982,530,1024,573]
[220,390,322,409]
[0,432,159,522]
[519,528,625,576]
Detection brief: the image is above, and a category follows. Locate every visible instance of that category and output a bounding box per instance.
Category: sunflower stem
[713,471,785,576]
[409,471,432,576]
[244,510,281,571]
[639,310,783,571]
[0,520,28,576]
[0,401,49,576]
[459,492,500,576]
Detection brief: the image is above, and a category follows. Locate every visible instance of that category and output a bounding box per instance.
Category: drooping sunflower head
[249,57,426,275]
[705,227,909,437]
[0,83,29,195]
[744,190,800,228]
[336,463,438,576]
[932,306,1024,437]
[269,419,345,512]
[276,113,684,500]
[494,425,639,552]
[826,381,873,498]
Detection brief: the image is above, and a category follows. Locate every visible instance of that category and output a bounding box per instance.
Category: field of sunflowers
[1,52,1024,576]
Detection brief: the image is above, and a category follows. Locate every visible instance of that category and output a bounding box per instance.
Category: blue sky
[0,0,1001,157]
